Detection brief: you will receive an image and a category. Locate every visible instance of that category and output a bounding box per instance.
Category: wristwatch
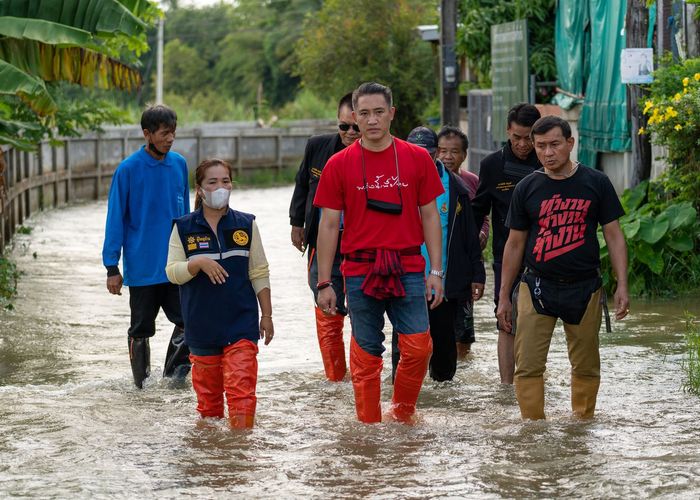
[429,269,445,279]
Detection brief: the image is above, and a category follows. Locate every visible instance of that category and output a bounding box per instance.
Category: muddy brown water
[1,185,699,498]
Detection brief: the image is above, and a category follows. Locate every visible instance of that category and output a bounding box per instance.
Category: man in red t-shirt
[314,82,444,424]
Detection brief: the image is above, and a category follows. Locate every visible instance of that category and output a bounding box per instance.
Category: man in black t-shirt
[472,103,541,384]
[497,116,629,420]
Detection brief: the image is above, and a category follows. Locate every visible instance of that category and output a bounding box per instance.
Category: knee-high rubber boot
[571,374,600,419]
[128,337,151,389]
[163,326,191,379]
[314,307,347,382]
[514,375,546,420]
[349,337,383,423]
[391,332,432,423]
[189,353,225,418]
[223,340,259,429]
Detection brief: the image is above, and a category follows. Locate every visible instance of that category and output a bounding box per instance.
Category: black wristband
[106,266,120,277]
[317,280,332,290]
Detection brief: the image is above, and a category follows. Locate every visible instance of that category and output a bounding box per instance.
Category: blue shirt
[421,160,449,277]
[102,146,190,286]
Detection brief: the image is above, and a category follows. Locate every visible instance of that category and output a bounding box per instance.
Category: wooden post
[236,135,243,177]
[96,134,102,200]
[627,0,652,186]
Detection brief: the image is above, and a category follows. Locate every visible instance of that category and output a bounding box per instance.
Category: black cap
[406,126,438,154]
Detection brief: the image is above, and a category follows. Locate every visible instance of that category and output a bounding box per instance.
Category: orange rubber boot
[314,306,347,381]
[223,339,259,429]
[349,337,383,423]
[189,353,225,418]
[392,332,432,423]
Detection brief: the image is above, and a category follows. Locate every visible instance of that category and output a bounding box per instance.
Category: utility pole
[440,0,459,126]
[156,17,164,104]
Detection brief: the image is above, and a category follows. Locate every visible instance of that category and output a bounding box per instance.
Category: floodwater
[1,184,700,498]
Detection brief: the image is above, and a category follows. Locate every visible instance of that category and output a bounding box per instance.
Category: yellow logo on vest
[440,202,448,214]
[232,230,249,246]
[187,236,196,251]
[456,200,462,214]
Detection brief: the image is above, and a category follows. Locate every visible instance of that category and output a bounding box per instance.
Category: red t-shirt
[313,137,444,276]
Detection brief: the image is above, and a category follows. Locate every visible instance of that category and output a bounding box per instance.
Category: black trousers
[128,283,183,338]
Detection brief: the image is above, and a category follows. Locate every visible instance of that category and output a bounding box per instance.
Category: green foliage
[294,0,438,138]
[0,256,19,310]
[456,0,556,94]
[0,0,159,150]
[598,180,700,297]
[153,1,321,114]
[642,58,700,208]
[236,166,298,188]
[276,89,336,121]
[682,313,700,395]
[162,92,254,125]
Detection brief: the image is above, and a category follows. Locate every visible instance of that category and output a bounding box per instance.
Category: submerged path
[0,185,699,497]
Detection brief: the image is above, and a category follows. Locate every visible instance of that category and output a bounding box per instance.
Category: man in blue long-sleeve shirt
[102,105,191,389]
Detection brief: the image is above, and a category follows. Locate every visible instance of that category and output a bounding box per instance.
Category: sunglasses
[338,123,360,133]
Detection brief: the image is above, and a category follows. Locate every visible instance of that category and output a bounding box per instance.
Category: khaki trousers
[514,281,603,379]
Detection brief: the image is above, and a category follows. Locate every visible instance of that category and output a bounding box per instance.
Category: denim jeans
[308,248,347,316]
[346,272,429,357]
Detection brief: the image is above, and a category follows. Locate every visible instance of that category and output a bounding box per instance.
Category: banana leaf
[0,17,92,45]
[0,0,147,38]
[0,39,141,91]
[0,60,57,114]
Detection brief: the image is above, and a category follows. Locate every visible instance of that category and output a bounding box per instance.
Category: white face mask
[201,187,231,209]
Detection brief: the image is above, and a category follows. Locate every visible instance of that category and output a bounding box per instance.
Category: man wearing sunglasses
[289,92,360,382]
[314,82,444,424]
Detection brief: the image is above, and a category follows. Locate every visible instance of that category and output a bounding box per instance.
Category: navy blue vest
[175,208,259,349]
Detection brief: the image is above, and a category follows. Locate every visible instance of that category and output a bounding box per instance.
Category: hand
[496,298,513,334]
[291,226,305,252]
[190,256,229,285]
[472,282,484,301]
[426,274,444,310]
[106,273,123,295]
[479,231,488,251]
[260,316,274,345]
[614,285,630,320]
[317,286,337,315]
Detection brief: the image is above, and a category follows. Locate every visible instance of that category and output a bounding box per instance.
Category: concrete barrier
[0,120,335,253]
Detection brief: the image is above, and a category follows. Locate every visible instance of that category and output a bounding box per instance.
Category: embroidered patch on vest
[232,230,249,246]
[311,167,322,178]
[186,233,212,251]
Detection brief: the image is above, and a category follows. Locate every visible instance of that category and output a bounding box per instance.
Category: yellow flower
[643,100,654,114]
[673,92,682,102]
[684,87,689,94]
[638,127,646,135]
[695,73,700,81]
[683,77,690,86]
[675,124,683,131]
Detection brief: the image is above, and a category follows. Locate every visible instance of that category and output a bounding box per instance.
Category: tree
[0,0,159,150]
[457,0,556,92]
[294,0,438,137]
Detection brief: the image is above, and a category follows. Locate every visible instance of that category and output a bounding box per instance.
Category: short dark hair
[507,103,541,128]
[338,92,353,114]
[352,82,392,110]
[530,115,573,139]
[437,126,468,153]
[141,104,177,133]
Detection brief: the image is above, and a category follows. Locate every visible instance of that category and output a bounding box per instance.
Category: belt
[523,267,600,284]
[344,246,421,262]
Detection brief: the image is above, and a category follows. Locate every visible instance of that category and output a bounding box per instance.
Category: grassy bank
[188,165,298,191]
[683,313,700,395]
[0,256,19,310]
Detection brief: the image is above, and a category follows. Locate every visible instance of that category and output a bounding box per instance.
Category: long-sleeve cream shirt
[165,220,270,294]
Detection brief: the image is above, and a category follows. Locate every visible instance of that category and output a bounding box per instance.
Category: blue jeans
[308,248,347,316]
[346,272,429,357]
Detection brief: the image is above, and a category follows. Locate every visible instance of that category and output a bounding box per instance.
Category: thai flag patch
[199,242,209,249]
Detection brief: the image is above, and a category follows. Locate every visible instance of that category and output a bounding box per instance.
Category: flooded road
[1,184,700,498]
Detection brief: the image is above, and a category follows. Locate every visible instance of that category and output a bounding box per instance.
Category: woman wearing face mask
[166,158,273,428]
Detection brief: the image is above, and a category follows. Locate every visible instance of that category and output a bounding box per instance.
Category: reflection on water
[1,185,699,497]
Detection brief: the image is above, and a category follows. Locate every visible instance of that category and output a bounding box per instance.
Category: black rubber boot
[163,326,191,379]
[129,337,151,389]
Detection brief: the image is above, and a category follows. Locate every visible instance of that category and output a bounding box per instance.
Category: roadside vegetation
[682,314,700,395]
